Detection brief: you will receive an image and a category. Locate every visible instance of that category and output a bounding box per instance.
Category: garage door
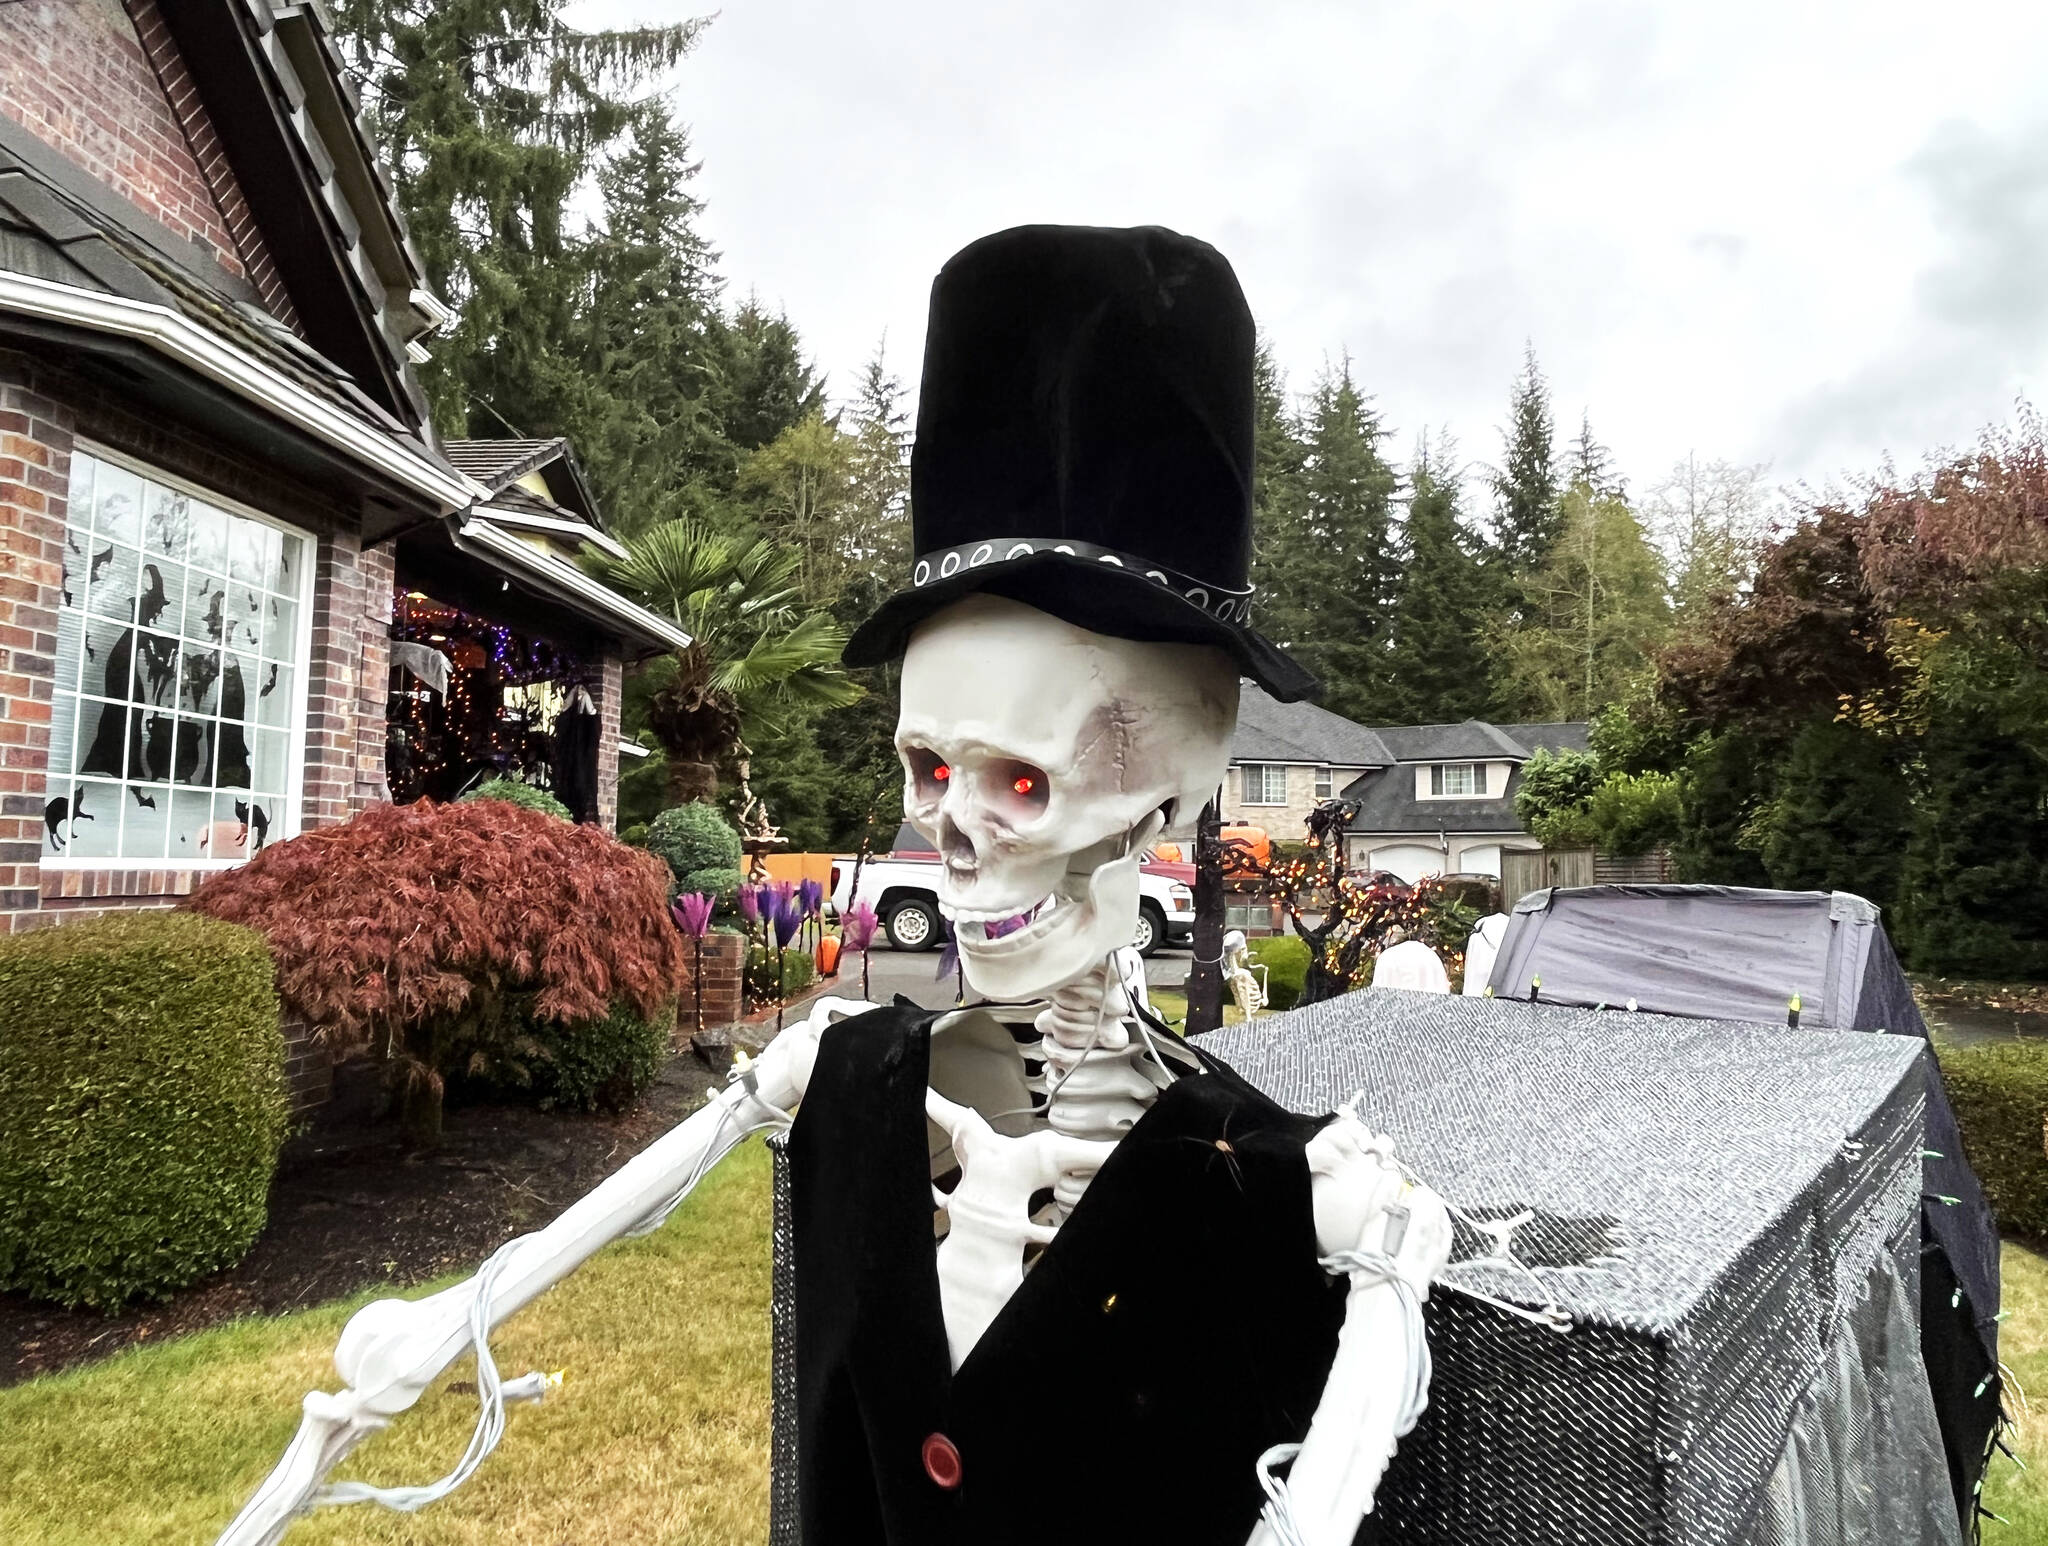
[1459,845,1503,877]
[1369,844,1445,883]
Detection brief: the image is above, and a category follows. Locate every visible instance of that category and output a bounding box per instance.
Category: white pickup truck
[829,823,1196,956]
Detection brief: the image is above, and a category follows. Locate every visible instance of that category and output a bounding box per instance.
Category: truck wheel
[886,898,941,951]
[1134,901,1166,958]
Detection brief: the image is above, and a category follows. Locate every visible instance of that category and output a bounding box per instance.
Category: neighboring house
[0,0,681,935]
[1223,684,1587,882]
[1223,685,1394,833]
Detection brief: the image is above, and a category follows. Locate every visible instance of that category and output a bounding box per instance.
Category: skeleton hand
[1246,1114,1451,1546]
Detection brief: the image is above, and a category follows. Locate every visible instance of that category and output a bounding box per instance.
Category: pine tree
[1755,715,1913,910]
[706,299,828,455]
[1490,345,1560,574]
[1382,436,1493,723]
[335,1,705,434]
[1568,412,1624,499]
[1260,357,1399,721]
[836,338,913,619]
[1248,341,1307,600]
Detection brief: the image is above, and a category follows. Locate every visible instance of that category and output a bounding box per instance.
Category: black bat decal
[90,546,114,583]
[130,787,156,810]
[260,663,278,697]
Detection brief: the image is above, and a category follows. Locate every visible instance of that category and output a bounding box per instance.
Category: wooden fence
[1501,847,1675,905]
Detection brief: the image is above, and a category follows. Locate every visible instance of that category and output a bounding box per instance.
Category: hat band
[909,538,1256,625]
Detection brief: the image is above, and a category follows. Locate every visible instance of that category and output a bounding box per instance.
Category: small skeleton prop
[219,225,1452,1546]
[1223,927,1269,1018]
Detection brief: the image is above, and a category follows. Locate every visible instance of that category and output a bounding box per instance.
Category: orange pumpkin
[815,935,842,976]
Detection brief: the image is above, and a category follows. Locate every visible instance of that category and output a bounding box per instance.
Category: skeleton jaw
[941,844,1143,999]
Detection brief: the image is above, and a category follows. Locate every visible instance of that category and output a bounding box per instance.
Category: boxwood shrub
[646,802,744,900]
[459,776,571,821]
[746,945,817,1002]
[463,998,678,1114]
[1249,934,1311,1011]
[0,911,286,1308]
[1941,1038,2048,1240]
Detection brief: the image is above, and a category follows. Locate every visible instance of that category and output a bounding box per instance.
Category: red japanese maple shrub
[186,800,685,1142]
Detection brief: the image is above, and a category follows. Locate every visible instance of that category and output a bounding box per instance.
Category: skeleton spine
[1036,958,1159,1214]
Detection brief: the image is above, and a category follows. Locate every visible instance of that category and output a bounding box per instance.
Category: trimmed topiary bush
[459,776,571,821]
[646,802,745,901]
[0,912,286,1309]
[1941,1038,2048,1240]
[1249,934,1311,1011]
[186,800,685,1145]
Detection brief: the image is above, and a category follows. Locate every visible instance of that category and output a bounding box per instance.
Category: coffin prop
[1489,884,2001,1532]
[769,988,1956,1545]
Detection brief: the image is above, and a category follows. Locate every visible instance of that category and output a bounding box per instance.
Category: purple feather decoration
[737,885,761,926]
[798,877,824,919]
[841,899,879,953]
[672,891,714,939]
[771,892,803,949]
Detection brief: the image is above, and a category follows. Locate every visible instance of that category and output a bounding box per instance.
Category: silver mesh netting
[765,989,1953,1545]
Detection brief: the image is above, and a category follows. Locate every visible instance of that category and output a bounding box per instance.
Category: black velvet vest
[789,1004,1349,1545]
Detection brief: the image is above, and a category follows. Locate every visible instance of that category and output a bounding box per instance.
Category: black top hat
[842,224,1319,703]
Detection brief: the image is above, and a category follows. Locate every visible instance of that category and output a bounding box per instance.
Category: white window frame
[43,441,315,869]
[1429,762,1486,798]
[1239,763,1289,806]
[1314,767,1333,800]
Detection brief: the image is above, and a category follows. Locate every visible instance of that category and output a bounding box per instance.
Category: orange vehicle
[1150,825,1271,872]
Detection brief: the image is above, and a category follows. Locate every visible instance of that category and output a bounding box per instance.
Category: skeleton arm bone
[217,998,864,1546]
[1246,1114,1453,1546]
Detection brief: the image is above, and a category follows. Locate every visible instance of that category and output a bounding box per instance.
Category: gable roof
[1504,721,1592,755]
[1233,682,1394,766]
[443,437,606,528]
[1377,720,1530,762]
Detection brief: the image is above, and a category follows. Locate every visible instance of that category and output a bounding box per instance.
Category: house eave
[450,516,689,656]
[473,502,631,561]
[0,270,469,509]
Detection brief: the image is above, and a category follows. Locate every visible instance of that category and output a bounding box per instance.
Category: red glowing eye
[933,764,950,782]
[1013,775,1035,796]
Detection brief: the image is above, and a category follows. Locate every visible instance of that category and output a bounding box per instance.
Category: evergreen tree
[336,0,705,433]
[1382,436,1492,723]
[1259,357,1399,721]
[1672,729,1773,885]
[836,338,913,618]
[738,412,856,606]
[580,104,725,536]
[1492,482,1669,720]
[1490,345,1560,574]
[1894,711,2048,975]
[1568,412,1624,499]
[1248,341,1307,599]
[1755,716,1913,910]
[706,299,828,455]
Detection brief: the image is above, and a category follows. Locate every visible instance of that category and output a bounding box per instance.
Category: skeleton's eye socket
[991,759,1050,818]
[906,746,950,798]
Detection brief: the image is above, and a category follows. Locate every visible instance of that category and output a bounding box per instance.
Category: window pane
[92,462,141,546]
[56,780,120,858]
[255,660,291,726]
[84,541,139,621]
[224,581,263,653]
[173,715,215,786]
[251,728,288,795]
[130,631,179,708]
[74,698,129,778]
[180,646,221,714]
[187,499,229,577]
[228,519,267,588]
[54,606,82,695]
[120,783,171,859]
[261,594,297,661]
[132,710,179,783]
[170,787,214,858]
[143,482,190,563]
[272,532,302,593]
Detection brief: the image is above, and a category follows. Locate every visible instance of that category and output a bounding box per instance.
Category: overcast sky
[578,0,2048,512]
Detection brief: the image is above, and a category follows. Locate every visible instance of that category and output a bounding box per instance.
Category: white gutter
[0,270,473,510]
[473,502,631,561]
[456,515,691,652]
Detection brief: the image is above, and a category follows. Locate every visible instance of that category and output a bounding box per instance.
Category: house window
[1431,762,1487,797]
[1240,763,1288,805]
[46,448,308,864]
[1315,767,1333,800]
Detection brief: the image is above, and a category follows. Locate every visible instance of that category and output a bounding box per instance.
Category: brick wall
[0,0,245,277]
[596,652,622,831]
[0,361,67,924]
[303,533,393,828]
[677,930,745,1034]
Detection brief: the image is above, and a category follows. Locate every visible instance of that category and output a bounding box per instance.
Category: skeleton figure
[1223,928,1269,1019]
[218,225,1452,1546]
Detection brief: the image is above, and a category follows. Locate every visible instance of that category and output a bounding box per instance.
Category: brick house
[0,0,683,937]
[1223,683,1587,881]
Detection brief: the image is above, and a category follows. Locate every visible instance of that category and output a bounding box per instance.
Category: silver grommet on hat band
[905,538,1254,616]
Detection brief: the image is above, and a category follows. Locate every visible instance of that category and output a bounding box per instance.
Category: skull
[896,594,1238,998]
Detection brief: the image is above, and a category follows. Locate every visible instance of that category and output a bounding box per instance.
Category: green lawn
[1,1136,2042,1543]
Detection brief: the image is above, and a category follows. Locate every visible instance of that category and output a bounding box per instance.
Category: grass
[3,1125,2044,1543]
[0,1140,774,1546]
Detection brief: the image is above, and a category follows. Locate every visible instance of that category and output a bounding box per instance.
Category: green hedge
[1942,1039,2048,1239]
[746,945,816,1002]
[1250,935,1311,1011]
[0,912,286,1308]
[459,776,571,821]
[530,999,676,1113]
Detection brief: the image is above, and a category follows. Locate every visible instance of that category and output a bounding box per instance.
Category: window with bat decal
[45,448,309,863]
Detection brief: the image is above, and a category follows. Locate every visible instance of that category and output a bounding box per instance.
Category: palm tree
[595,520,859,803]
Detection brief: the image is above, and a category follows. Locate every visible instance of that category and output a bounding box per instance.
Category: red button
[922,1431,963,1490]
